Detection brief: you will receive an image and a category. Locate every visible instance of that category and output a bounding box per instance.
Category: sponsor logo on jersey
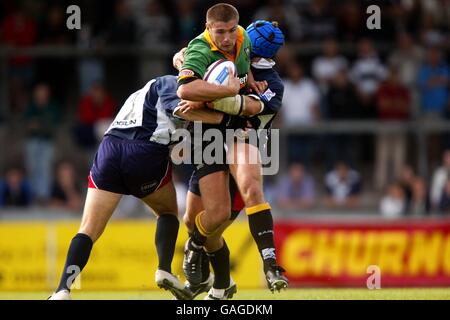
[261,88,276,101]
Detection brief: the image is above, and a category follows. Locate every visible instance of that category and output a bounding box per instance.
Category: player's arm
[208,77,284,117]
[177,75,241,101]
[174,106,222,124]
[175,44,240,101]
[206,94,264,116]
[174,103,249,128]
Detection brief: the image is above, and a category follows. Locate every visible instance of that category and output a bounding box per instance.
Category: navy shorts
[188,170,244,220]
[88,135,172,198]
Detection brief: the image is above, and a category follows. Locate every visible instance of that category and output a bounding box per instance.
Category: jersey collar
[203,25,245,62]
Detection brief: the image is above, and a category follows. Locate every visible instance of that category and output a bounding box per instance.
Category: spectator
[36,4,74,104]
[325,162,361,209]
[380,182,406,219]
[24,83,60,204]
[0,166,33,207]
[38,4,73,45]
[430,149,450,210]
[388,32,424,90]
[252,0,303,41]
[410,177,430,215]
[312,37,348,93]
[49,161,83,212]
[439,179,450,214]
[417,46,450,117]
[282,62,320,164]
[397,165,417,213]
[325,70,361,166]
[335,1,364,42]
[74,82,116,150]
[350,38,387,118]
[102,0,137,45]
[1,6,38,113]
[174,0,199,46]
[374,66,411,190]
[137,0,172,81]
[275,163,316,210]
[301,0,336,42]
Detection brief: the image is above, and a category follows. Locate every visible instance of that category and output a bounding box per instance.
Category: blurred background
[0,0,450,292]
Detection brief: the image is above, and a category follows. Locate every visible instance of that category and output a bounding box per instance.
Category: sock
[246,203,277,273]
[207,240,230,289]
[201,250,211,282]
[190,211,210,247]
[56,233,93,292]
[155,214,179,273]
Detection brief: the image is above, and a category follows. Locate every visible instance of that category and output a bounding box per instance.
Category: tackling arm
[207,94,264,116]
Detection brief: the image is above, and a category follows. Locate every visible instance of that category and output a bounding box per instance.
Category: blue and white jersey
[251,59,284,130]
[105,75,182,145]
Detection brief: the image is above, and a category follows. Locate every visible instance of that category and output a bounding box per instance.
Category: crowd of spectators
[0,0,450,216]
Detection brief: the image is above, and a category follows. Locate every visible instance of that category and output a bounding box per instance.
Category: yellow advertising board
[0,220,262,291]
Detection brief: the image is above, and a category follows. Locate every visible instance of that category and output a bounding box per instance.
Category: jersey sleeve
[154,76,181,117]
[259,77,284,115]
[177,39,211,86]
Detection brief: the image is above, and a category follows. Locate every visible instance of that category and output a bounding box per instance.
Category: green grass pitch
[1,288,450,300]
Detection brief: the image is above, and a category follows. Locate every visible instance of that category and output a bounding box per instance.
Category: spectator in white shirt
[350,38,387,118]
[282,62,321,164]
[380,182,406,218]
[312,37,348,93]
[282,62,321,125]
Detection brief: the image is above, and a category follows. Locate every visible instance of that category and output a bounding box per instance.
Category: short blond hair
[206,3,239,24]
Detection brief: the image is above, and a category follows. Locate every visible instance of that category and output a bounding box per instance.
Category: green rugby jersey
[178,25,251,89]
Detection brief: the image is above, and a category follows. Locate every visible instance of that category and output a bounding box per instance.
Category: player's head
[246,20,284,59]
[205,3,239,53]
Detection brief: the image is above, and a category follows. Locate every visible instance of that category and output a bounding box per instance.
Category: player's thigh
[184,191,204,231]
[199,170,230,214]
[79,188,122,242]
[140,181,178,216]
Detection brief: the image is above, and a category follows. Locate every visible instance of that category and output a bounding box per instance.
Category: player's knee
[213,208,231,226]
[241,183,264,206]
[205,207,230,230]
[183,213,195,232]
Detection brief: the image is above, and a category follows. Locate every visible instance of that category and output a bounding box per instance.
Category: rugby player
[48,74,247,300]
[175,19,288,299]
[174,2,253,297]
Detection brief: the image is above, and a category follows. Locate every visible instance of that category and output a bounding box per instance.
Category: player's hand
[248,80,268,95]
[247,69,268,94]
[173,47,187,71]
[178,99,205,113]
[226,67,241,95]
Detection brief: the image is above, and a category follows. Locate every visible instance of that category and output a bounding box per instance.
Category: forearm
[177,79,236,101]
[175,107,223,124]
[209,95,264,116]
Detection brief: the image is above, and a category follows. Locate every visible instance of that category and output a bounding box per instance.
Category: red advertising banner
[275,218,450,287]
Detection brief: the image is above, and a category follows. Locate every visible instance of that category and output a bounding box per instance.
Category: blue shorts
[88,135,172,198]
[188,170,244,219]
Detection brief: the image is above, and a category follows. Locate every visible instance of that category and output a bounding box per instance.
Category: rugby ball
[203,60,238,85]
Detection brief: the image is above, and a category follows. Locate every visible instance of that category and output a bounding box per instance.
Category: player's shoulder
[186,32,213,53]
